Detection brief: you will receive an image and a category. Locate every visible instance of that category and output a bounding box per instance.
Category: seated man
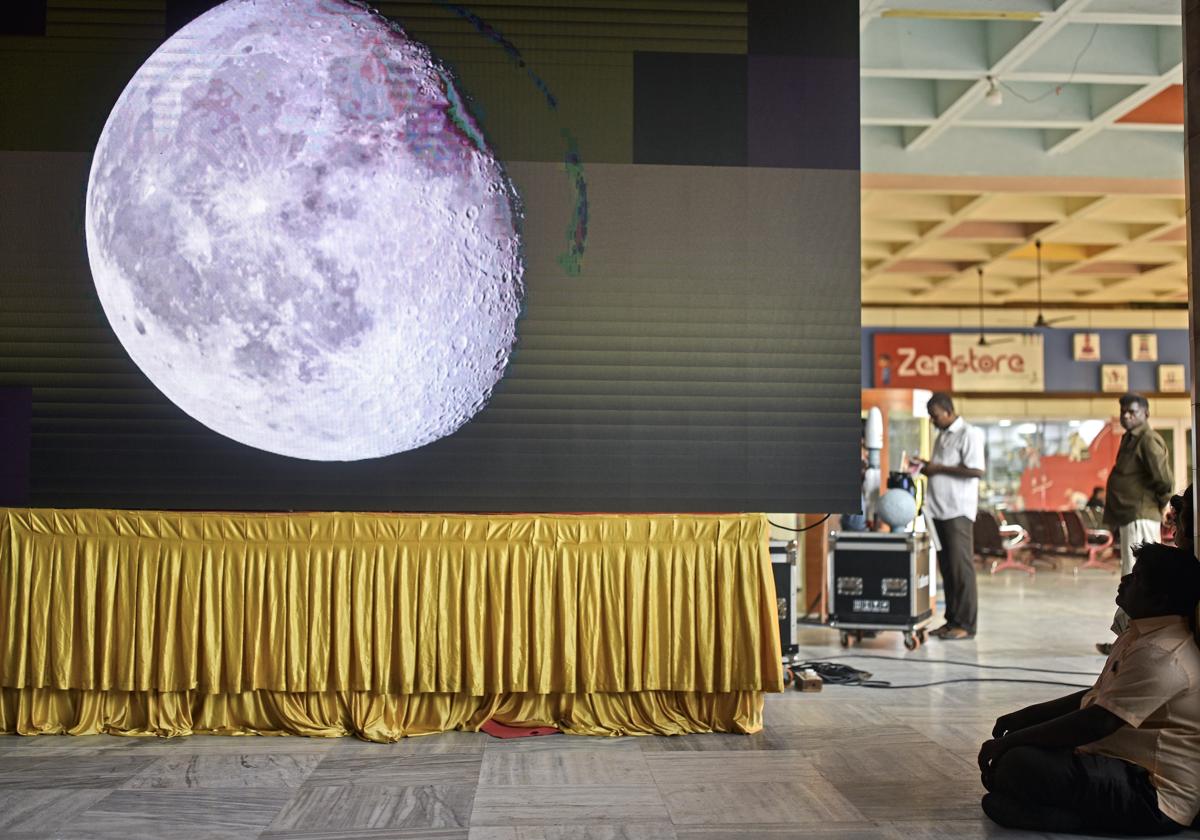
[1169,485,1193,557]
[978,543,1200,835]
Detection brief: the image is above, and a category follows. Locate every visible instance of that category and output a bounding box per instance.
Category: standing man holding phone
[911,392,986,641]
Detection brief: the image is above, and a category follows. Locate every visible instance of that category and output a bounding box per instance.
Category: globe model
[877,488,918,531]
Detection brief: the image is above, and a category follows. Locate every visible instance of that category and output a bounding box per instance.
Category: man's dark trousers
[983,745,1183,835]
[933,516,977,634]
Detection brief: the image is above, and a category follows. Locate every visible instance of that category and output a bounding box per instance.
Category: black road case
[769,539,799,658]
[827,531,933,650]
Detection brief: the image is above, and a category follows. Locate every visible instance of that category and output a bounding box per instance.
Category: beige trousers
[1111,518,1162,635]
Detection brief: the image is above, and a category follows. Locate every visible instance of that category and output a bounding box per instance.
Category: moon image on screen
[85,0,524,461]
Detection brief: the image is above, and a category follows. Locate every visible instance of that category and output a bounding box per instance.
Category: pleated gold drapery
[0,509,782,741]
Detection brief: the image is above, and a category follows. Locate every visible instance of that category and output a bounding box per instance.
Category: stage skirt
[0,509,781,741]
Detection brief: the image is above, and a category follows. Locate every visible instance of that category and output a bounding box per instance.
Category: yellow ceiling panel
[860,178,1188,308]
[968,194,1068,222]
[1006,242,1091,261]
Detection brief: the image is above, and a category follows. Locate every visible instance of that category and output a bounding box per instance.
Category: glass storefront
[974,417,1191,511]
[976,419,1109,511]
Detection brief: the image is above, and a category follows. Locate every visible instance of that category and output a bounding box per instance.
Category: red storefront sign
[873,333,1044,392]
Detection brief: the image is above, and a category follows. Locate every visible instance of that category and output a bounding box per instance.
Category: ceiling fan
[1032,239,1074,328]
[976,266,1015,347]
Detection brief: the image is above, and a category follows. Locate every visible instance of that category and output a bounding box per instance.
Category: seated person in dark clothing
[1086,485,1106,511]
[979,543,1200,836]
[1168,485,1193,557]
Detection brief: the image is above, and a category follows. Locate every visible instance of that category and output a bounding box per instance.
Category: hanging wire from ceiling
[998,23,1101,104]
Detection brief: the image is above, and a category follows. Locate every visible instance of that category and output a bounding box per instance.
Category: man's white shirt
[925,416,986,522]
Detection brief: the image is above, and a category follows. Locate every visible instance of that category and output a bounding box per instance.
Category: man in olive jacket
[1099,393,1173,651]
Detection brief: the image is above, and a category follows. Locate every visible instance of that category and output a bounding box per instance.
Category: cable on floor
[788,661,1093,690]
[833,653,1100,678]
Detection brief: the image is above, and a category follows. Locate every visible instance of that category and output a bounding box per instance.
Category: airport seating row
[974,508,1115,576]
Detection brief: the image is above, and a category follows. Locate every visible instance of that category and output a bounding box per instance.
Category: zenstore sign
[874,333,1045,392]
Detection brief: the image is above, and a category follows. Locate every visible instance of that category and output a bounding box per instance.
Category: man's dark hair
[1170,485,1192,517]
[927,392,955,413]
[1119,392,1149,413]
[1171,485,1194,557]
[1132,542,1200,617]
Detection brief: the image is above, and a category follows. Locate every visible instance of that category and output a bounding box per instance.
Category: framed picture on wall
[1073,333,1101,361]
[1101,364,1129,393]
[1158,364,1186,393]
[1130,333,1158,361]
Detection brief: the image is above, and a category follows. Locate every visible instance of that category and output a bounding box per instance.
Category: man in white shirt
[911,392,986,640]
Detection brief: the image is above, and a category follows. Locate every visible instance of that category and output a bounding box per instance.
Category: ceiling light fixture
[985,75,1003,107]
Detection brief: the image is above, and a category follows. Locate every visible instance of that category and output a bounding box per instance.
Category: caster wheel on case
[903,633,919,651]
[839,631,851,647]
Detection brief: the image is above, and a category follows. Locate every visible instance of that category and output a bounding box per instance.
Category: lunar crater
[86,0,524,460]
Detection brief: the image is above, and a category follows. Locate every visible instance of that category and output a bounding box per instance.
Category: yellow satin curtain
[0,509,782,741]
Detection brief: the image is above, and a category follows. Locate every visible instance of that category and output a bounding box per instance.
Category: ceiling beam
[998,216,1185,302]
[861,67,1165,85]
[862,194,993,280]
[860,0,886,32]
[904,193,1118,302]
[1046,63,1184,154]
[1108,122,1185,132]
[903,0,1095,152]
[1072,12,1179,27]
[1078,259,1188,301]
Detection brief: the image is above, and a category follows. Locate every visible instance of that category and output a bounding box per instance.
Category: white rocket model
[863,406,884,523]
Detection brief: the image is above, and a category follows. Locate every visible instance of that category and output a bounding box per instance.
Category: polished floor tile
[0,734,342,757]
[0,754,158,788]
[469,826,678,840]
[637,730,786,752]
[644,750,824,787]
[659,780,864,826]
[831,780,986,822]
[674,825,887,840]
[61,788,293,839]
[801,741,973,784]
[874,819,1072,839]
[125,734,344,755]
[120,753,324,788]
[0,733,143,755]
[769,722,929,750]
[483,736,642,753]
[760,697,897,730]
[333,731,487,755]
[261,829,468,839]
[480,749,654,786]
[305,753,484,787]
[269,784,476,832]
[0,788,110,832]
[470,785,670,826]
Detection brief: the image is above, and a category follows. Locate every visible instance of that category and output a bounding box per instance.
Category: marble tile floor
[0,565,1175,839]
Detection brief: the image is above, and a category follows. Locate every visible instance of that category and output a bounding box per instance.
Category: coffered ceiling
[862,173,1186,306]
[859,0,1189,308]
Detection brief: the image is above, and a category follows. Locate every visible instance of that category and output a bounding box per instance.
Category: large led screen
[0,0,861,511]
